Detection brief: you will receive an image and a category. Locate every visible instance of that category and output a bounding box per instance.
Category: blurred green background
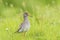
[0,0,60,40]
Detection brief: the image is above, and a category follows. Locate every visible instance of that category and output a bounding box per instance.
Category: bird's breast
[23,21,30,31]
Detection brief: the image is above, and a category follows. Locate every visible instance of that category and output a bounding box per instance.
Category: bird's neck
[24,16,28,22]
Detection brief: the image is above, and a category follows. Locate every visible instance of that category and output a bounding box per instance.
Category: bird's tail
[14,31,19,33]
[14,30,21,33]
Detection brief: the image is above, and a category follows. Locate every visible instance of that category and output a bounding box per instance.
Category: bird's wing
[16,23,25,33]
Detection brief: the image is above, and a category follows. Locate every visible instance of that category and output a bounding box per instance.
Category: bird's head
[23,11,32,18]
[23,12,29,17]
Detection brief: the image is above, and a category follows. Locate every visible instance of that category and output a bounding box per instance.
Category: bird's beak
[28,13,32,17]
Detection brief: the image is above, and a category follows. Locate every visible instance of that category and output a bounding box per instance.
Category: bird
[15,12,30,36]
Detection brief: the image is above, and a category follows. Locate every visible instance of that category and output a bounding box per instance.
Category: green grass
[0,0,60,40]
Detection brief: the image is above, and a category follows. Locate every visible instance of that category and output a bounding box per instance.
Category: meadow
[0,0,60,40]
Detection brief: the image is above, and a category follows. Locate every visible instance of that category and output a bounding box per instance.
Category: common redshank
[15,12,30,35]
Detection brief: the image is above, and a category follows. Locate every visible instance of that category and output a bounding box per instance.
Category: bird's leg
[22,32,26,37]
[22,32,26,40]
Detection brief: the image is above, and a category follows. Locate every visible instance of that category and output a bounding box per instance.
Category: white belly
[24,22,30,32]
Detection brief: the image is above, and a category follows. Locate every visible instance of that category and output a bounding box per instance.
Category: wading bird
[15,12,30,36]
